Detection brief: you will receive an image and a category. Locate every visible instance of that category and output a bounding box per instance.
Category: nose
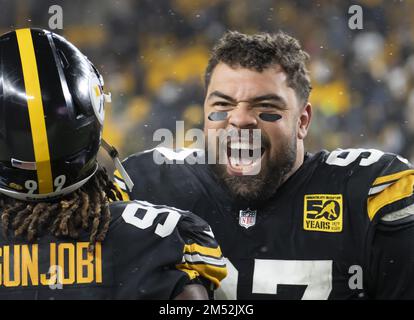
[228,104,258,129]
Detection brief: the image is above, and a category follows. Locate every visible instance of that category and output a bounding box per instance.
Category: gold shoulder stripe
[113,183,129,201]
[183,253,225,267]
[113,169,129,201]
[176,262,227,288]
[368,174,414,220]
[372,169,414,187]
[16,29,53,194]
[114,169,124,183]
[179,243,227,288]
[176,265,198,281]
[183,243,223,259]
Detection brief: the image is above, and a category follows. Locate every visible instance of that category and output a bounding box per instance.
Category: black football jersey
[0,200,226,299]
[116,147,414,300]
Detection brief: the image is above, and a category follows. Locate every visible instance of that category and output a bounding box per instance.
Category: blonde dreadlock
[0,167,123,251]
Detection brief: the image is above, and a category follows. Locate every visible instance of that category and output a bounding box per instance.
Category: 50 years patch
[304,194,343,232]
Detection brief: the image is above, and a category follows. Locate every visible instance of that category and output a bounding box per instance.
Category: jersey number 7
[216,258,333,300]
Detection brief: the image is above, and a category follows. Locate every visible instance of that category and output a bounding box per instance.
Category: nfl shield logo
[239,208,257,229]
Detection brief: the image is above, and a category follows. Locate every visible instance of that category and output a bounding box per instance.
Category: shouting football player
[117,31,414,299]
[0,28,226,299]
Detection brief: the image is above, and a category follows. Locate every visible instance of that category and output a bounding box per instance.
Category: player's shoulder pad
[379,203,414,228]
[123,147,205,167]
[324,148,414,222]
[113,149,162,200]
[114,149,160,189]
[109,200,227,287]
[174,209,227,289]
[109,200,219,246]
[109,200,187,234]
[324,148,411,174]
[114,147,205,197]
[365,152,414,222]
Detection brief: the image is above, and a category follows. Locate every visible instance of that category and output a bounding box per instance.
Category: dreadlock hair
[205,30,312,105]
[0,167,123,252]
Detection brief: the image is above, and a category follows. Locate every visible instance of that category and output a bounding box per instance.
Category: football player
[0,28,226,299]
[117,31,414,299]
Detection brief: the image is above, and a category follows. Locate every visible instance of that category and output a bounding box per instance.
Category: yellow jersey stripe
[368,174,414,220]
[180,243,227,288]
[113,170,129,201]
[372,169,414,187]
[114,183,130,201]
[176,265,199,281]
[176,263,227,288]
[183,243,223,259]
[16,29,53,194]
[114,169,124,181]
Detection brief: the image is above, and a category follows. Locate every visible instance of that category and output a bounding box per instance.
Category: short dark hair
[205,31,312,104]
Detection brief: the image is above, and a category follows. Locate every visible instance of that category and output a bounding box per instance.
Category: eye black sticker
[259,113,282,122]
[208,111,228,121]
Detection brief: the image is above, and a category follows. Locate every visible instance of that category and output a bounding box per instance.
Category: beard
[209,132,297,202]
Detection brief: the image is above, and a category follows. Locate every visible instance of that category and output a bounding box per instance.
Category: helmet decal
[89,73,105,125]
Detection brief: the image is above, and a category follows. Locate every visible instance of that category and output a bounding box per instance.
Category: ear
[297,103,312,140]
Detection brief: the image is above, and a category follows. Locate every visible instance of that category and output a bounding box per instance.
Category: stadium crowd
[1,0,413,161]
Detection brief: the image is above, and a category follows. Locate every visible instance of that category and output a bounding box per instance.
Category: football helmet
[0,28,110,201]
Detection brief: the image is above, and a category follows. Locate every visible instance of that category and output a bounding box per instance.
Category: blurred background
[1,0,414,162]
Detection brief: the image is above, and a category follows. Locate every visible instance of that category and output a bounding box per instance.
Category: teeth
[229,157,253,166]
[229,155,260,167]
[230,141,261,150]
[229,156,240,166]
[240,158,253,165]
[230,141,250,149]
[229,148,262,158]
[227,140,263,168]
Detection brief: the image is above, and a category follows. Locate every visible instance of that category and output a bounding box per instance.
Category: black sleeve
[367,216,414,299]
[175,210,228,292]
[114,149,204,212]
[108,201,227,299]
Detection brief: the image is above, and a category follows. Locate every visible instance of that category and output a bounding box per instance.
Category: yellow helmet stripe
[16,29,53,194]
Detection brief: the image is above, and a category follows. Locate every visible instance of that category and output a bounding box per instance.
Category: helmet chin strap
[101,139,134,192]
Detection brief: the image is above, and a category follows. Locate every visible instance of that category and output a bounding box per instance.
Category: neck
[282,142,305,184]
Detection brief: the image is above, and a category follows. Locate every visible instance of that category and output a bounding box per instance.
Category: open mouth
[225,140,265,176]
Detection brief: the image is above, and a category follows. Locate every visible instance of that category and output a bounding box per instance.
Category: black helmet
[0,28,110,201]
